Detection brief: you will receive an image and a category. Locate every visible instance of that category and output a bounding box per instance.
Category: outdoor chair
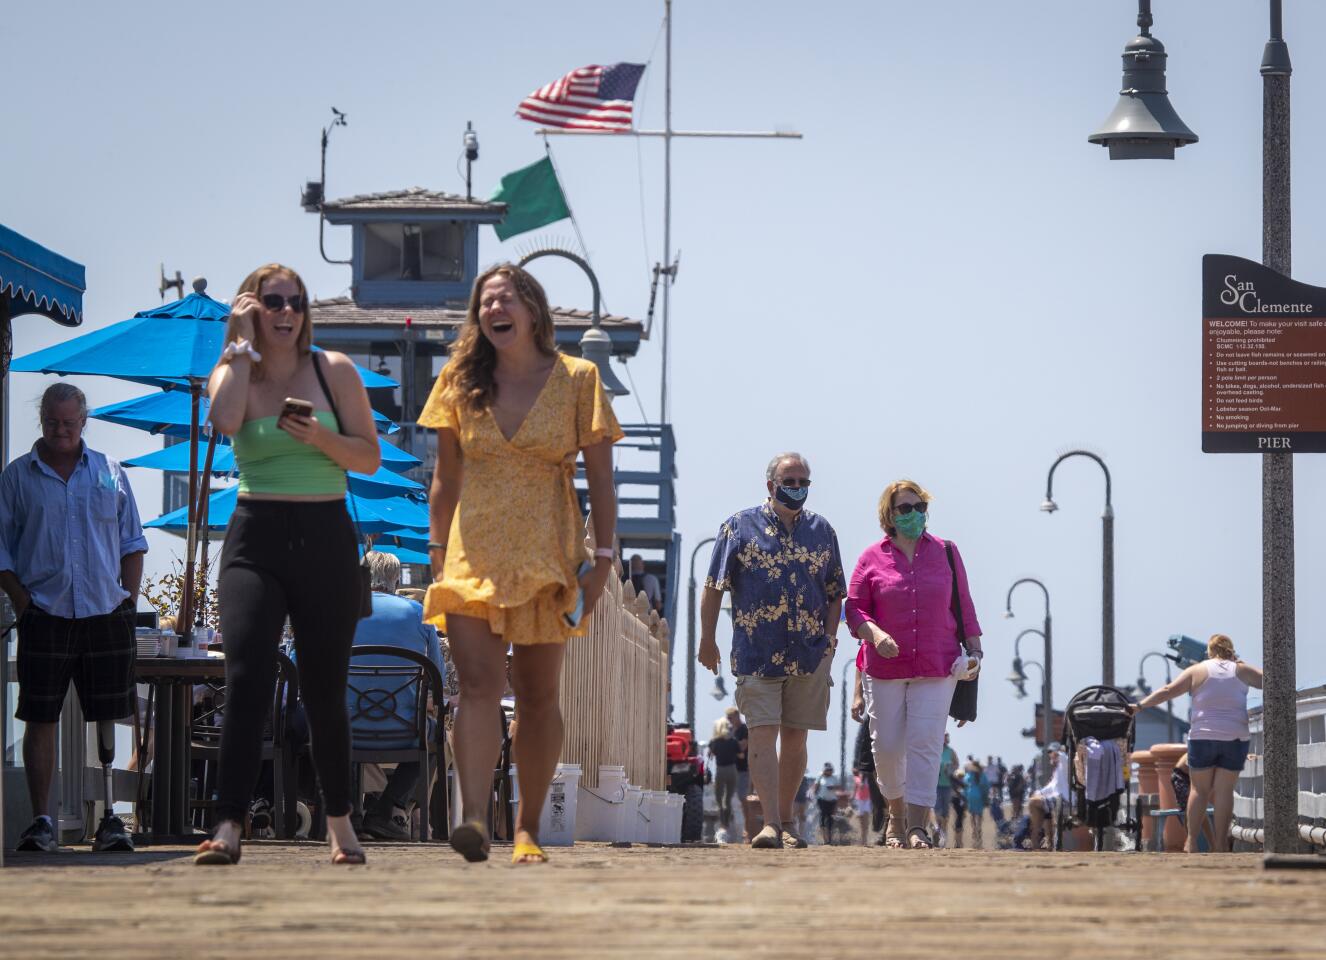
[188,651,300,837]
[347,645,448,841]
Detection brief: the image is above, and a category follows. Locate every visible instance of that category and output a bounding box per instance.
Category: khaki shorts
[734,648,833,731]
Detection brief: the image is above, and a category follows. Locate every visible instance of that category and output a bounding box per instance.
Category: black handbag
[944,541,979,723]
[312,352,373,619]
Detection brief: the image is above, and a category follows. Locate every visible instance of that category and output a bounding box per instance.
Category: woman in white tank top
[1129,634,1262,852]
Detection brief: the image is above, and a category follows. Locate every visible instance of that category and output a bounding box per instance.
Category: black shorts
[16,600,137,723]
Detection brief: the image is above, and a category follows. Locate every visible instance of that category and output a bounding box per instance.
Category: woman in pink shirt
[846,479,982,849]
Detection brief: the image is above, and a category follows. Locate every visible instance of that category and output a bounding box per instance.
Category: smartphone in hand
[562,560,593,629]
[279,397,314,431]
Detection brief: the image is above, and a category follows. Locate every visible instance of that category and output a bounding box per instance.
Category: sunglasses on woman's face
[895,501,928,515]
[260,293,306,312]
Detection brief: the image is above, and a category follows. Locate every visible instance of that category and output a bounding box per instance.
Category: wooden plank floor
[1,843,1323,959]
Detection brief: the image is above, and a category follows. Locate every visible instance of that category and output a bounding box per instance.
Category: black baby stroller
[1057,685,1140,852]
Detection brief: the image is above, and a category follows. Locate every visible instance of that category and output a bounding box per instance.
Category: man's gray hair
[364,550,401,593]
[39,382,88,420]
[765,451,810,481]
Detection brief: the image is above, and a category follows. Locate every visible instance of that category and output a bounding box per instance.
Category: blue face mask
[774,484,808,511]
[893,510,926,539]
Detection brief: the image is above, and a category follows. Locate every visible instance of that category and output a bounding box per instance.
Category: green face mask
[893,510,927,539]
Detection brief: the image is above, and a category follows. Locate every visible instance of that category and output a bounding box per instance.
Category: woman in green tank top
[195,263,379,867]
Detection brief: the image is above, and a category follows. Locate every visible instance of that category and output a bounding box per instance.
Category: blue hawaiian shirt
[705,502,846,678]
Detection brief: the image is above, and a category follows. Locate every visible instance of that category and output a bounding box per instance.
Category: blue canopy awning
[0,223,86,327]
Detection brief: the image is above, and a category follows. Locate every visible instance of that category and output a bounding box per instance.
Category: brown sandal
[194,837,241,865]
[331,848,367,865]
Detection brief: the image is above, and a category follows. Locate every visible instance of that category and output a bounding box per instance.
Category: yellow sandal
[511,840,549,865]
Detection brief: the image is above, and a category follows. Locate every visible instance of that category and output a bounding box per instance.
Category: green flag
[490,156,571,241]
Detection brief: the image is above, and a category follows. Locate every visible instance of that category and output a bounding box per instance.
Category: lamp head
[1089,31,1198,160]
[1135,675,1152,696]
[710,675,728,700]
[1007,657,1028,685]
[1040,498,1058,514]
[578,327,630,397]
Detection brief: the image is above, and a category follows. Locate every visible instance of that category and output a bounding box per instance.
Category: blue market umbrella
[123,444,423,498]
[91,390,401,437]
[147,486,429,537]
[12,288,396,389]
[120,435,421,476]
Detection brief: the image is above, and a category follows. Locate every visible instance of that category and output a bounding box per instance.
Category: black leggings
[216,500,360,823]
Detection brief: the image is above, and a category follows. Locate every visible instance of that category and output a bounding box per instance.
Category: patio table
[135,656,226,842]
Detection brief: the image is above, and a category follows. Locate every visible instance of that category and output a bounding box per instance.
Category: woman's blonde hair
[227,263,313,380]
[712,718,732,740]
[441,263,558,413]
[877,479,933,536]
[1207,633,1237,661]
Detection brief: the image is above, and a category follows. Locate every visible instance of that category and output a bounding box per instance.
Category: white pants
[865,673,959,808]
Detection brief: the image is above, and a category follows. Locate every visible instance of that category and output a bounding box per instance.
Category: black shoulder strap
[310,351,341,431]
[943,540,967,645]
[309,350,363,541]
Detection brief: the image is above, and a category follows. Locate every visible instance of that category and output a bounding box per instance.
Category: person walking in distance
[1,383,148,854]
[699,453,845,849]
[707,717,741,840]
[725,706,752,839]
[810,762,842,845]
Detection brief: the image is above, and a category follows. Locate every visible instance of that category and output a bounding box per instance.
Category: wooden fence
[558,558,669,790]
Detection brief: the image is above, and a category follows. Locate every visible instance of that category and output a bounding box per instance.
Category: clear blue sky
[7,1,1326,774]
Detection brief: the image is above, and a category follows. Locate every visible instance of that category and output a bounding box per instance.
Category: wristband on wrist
[427,542,445,550]
[593,547,615,560]
[221,339,263,365]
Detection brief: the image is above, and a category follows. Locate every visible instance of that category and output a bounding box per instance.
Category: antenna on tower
[301,107,351,265]
[159,264,185,301]
[463,121,479,201]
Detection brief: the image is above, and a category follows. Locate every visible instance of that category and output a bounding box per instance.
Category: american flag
[516,63,646,132]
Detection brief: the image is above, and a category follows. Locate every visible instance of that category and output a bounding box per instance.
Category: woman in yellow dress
[419,263,622,864]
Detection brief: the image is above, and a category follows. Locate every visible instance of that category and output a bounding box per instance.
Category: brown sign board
[1203,254,1326,453]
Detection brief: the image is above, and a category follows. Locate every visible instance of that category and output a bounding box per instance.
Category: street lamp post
[839,658,854,781]
[1007,579,1053,774]
[685,536,716,731]
[1088,0,1298,856]
[1138,651,1178,743]
[1042,450,1113,687]
[1012,627,1053,764]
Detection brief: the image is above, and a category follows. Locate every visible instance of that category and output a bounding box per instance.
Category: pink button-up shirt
[846,533,982,680]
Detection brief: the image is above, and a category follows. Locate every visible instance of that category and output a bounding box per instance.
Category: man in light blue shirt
[351,551,444,841]
[0,383,148,853]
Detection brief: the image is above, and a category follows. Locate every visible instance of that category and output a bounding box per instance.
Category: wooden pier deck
[1,843,1322,959]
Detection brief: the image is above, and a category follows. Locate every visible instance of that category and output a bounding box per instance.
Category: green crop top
[232,412,346,496]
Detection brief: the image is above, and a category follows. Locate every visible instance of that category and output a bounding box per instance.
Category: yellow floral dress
[417,354,624,643]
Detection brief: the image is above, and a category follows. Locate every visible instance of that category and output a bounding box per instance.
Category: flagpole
[662,0,673,424]
[530,0,801,425]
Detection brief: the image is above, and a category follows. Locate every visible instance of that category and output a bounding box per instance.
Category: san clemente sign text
[1220,274,1315,316]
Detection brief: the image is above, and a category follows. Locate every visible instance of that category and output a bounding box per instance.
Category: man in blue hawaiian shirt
[698,452,845,849]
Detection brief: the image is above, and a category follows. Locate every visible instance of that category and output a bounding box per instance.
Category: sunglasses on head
[777,478,811,488]
[895,501,928,515]
[260,293,306,312]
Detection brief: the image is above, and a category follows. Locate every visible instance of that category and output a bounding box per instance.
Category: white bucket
[511,763,582,847]
[575,765,628,841]
[623,784,646,843]
[646,790,672,844]
[664,793,683,844]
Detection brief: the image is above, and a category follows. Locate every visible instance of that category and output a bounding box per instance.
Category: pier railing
[1231,684,1326,849]
[558,556,669,791]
